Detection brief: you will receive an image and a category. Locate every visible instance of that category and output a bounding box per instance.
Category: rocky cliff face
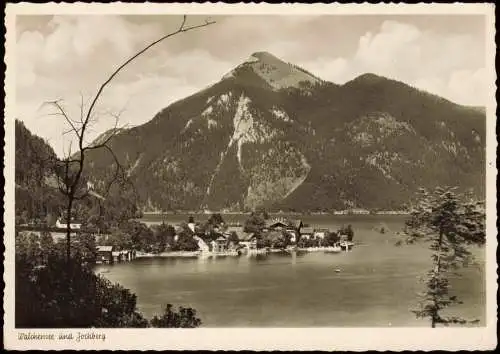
[82,52,486,212]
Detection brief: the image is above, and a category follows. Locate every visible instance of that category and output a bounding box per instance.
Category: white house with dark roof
[313,228,329,239]
[55,217,81,230]
[263,218,288,232]
[300,227,315,240]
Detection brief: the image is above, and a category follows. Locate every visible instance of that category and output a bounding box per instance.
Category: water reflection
[96,216,486,327]
[196,255,210,273]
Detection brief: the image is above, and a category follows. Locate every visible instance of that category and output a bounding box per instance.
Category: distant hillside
[79,52,486,212]
[15,120,142,228]
[15,119,65,223]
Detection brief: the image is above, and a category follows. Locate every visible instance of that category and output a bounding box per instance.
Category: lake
[95,214,485,327]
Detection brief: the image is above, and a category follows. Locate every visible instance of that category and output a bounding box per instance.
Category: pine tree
[400,186,485,327]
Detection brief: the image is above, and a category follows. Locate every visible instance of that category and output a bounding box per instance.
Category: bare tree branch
[45,100,82,140]
[101,144,126,198]
[81,15,216,140]
[46,15,216,263]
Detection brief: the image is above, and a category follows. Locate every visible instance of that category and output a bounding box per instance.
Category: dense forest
[15,119,141,231]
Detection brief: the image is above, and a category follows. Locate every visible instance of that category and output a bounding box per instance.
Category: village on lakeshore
[16,210,364,265]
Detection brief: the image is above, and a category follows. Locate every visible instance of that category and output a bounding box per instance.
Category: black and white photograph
[3,2,497,351]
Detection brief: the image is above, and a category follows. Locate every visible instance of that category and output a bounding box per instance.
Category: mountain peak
[250,51,283,62]
[222,51,322,90]
[348,73,386,85]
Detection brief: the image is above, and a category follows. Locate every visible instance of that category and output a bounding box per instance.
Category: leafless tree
[44,15,216,262]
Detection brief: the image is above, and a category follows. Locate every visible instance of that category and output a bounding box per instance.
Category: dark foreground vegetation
[15,232,202,328]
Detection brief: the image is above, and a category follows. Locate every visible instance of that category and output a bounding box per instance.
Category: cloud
[15,15,225,156]
[296,20,487,106]
[16,15,488,156]
[447,68,488,106]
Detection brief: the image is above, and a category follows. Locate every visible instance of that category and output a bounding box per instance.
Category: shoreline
[134,246,349,259]
[142,211,410,216]
[136,251,201,258]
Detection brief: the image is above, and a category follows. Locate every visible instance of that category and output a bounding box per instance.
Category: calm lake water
[95,214,485,327]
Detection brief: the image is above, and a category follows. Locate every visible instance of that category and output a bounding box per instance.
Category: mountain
[15,120,65,223]
[221,51,324,89]
[81,51,486,212]
[15,120,141,227]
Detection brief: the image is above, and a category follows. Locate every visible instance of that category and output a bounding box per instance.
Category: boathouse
[96,245,113,264]
[111,249,136,263]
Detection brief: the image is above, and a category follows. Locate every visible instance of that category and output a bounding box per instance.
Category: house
[225,229,245,250]
[263,219,288,233]
[333,210,349,215]
[313,228,329,239]
[211,236,228,253]
[239,232,257,250]
[300,227,314,240]
[16,226,79,243]
[55,217,81,230]
[264,218,303,234]
[96,245,113,264]
[350,208,370,215]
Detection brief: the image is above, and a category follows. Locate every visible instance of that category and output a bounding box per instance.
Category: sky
[15,14,488,157]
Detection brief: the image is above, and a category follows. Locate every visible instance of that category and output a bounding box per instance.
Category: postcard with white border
[3,2,497,351]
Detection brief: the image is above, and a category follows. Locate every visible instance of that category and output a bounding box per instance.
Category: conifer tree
[400,187,485,327]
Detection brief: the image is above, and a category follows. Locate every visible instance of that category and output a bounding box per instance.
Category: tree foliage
[150,304,202,328]
[152,222,176,252]
[207,213,225,226]
[15,254,148,328]
[400,186,485,327]
[171,229,199,252]
[15,14,214,329]
[323,231,340,246]
[297,236,321,248]
[15,120,66,224]
[228,231,239,245]
[15,231,201,328]
[244,213,266,234]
